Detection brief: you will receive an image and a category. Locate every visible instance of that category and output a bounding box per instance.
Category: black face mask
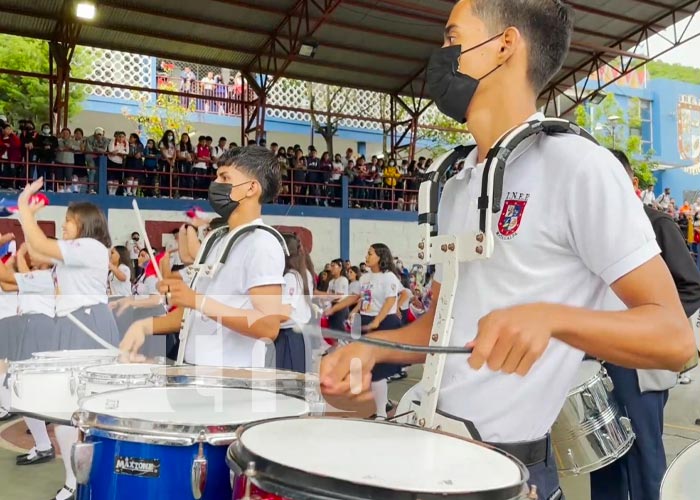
[208,181,252,221]
[426,33,504,124]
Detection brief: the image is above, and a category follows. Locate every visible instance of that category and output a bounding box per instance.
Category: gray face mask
[207,181,252,220]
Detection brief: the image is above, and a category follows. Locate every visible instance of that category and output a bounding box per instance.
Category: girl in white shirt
[7,245,58,467]
[355,243,403,418]
[277,233,311,373]
[321,259,350,332]
[109,246,133,298]
[107,131,128,195]
[17,180,119,500]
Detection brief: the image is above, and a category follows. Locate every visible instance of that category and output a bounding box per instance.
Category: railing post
[341,175,349,210]
[98,155,107,195]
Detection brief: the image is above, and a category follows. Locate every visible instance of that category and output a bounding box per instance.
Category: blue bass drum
[72,385,310,500]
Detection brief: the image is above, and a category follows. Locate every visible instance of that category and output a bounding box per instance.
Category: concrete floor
[0,365,698,499]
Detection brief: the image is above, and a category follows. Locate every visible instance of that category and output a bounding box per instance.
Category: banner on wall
[678,95,700,170]
[596,66,647,89]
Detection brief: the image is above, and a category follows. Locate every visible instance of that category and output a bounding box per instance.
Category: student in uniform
[17,179,119,500]
[353,244,402,419]
[120,146,286,368]
[5,244,58,466]
[276,233,311,373]
[108,245,133,298]
[321,259,350,332]
[589,151,700,500]
[319,1,695,497]
[347,265,361,297]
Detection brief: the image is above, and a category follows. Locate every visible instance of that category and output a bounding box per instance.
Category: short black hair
[247,139,257,146]
[271,142,278,147]
[608,149,634,179]
[217,146,281,203]
[205,136,213,142]
[470,0,573,93]
[219,136,227,142]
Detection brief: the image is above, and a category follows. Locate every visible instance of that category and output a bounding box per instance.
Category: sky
[647,14,700,67]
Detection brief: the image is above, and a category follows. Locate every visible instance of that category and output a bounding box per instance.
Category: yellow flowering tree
[122,81,196,140]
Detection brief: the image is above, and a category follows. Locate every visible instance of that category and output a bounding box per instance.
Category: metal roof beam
[243,0,344,93]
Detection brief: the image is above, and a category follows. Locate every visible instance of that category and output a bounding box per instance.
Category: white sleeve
[15,270,54,294]
[383,273,400,299]
[118,264,131,282]
[143,276,159,295]
[283,272,299,301]
[243,232,286,291]
[58,238,107,268]
[566,146,660,285]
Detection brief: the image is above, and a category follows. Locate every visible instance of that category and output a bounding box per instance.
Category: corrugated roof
[0,0,696,106]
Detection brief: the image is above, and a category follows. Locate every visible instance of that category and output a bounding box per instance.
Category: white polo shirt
[281,270,312,329]
[435,119,659,443]
[184,221,286,367]
[54,238,110,316]
[358,271,401,316]
[16,269,55,317]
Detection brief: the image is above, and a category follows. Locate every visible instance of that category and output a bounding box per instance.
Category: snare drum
[551,360,635,476]
[151,366,324,414]
[77,363,162,398]
[228,417,529,500]
[660,439,700,499]
[73,386,310,500]
[4,353,117,423]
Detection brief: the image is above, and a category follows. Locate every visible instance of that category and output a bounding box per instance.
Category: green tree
[646,60,700,85]
[122,81,197,140]
[418,111,472,157]
[0,34,91,124]
[574,94,657,188]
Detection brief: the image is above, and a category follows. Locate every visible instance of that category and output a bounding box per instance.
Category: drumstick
[131,199,163,282]
[66,313,119,352]
[314,327,474,354]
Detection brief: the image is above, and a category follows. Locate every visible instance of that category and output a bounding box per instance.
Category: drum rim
[227,416,529,500]
[660,438,700,496]
[74,386,310,446]
[9,356,116,374]
[150,365,310,382]
[567,360,604,396]
[31,349,118,359]
[79,362,163,385]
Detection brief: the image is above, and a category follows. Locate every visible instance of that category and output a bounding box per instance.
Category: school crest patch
[497,192,530,240]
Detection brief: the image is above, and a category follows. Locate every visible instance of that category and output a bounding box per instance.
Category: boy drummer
[319,1,695,497]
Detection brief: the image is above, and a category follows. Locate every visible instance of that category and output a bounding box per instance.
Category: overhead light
[298,41,319,58]
[76,2,96,20]
[589,92,607,105]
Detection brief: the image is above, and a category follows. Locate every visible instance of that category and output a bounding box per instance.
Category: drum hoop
[151,366,308,382]
[227,416,529,500]
[567,362,604,396]
[74,386,309,445]
[79,363,161,385]
[10,357,115,374]
[660,438,700,496]
[31,350,117,359]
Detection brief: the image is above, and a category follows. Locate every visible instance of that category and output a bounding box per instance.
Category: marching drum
[77,362,163,398]
[73,386,310,500]
[3,352,118,423]
[660,439,700,499]
[228,417,529,500]
[551,360,635,476]
[151,366,324,414]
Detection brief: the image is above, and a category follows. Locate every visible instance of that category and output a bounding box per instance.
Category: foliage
[0,34,91,125]
[122,81,196,140]
[418,112,471,157]
[646,60,700,85]
[574,93,657,188]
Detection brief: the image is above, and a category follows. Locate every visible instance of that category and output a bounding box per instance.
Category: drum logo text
[114,456,161,478]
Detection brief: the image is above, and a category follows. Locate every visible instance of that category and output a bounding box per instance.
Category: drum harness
[175,222,290,366]
[392,118,597,479]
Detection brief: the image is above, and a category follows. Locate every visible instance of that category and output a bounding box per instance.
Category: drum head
[78,386,310,441]
[229,418,527,499]
[570,360,602,390]
[661,439,700,499]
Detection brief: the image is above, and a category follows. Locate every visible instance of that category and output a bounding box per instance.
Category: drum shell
[551,363,635,476]
[76,434,231,500]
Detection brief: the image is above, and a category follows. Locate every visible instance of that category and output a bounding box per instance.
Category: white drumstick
[66,313,119,352]
[131,199,163,282]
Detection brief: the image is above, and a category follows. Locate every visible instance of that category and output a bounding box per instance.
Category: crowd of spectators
[0,117,436,210]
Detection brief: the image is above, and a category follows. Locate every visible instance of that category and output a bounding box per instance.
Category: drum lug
[602,374,614,392]
[71,441,95,485]
[567,449,581,476]
[582,390,596,410]
[12,372,21,399]
[191,440,208,500]
[620,416,634,435]
[70,370,78,396]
